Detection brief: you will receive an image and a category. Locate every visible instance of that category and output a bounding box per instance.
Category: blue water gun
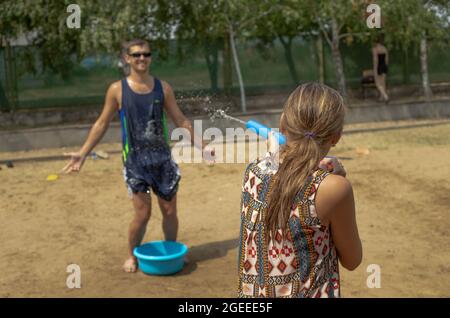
[246,120,341,172]
[246,120,286,145]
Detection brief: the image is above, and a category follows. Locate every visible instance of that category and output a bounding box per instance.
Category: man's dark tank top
[119,77,170,167]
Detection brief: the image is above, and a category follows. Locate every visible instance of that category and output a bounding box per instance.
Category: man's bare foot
[123,257,138,273]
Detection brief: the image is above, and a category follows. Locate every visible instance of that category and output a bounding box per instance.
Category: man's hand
[319,156,346,177]
[62,152,87,173]
[202,145,216,165]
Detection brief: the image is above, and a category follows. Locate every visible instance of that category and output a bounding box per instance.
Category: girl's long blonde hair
[266,82,345,239]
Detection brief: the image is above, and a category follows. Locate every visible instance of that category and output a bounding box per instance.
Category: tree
[309,0,368,98]
[78,1,174,57]
[223,0,283,112]
[253,0,313,85]
[167,0,224,92]
[0,0,83,80]
[381,0,450,100]
[415,1,449,100]
[175,0,282,113]
[0,1,173,78]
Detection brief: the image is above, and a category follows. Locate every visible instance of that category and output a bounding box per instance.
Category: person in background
[372,36,389,102]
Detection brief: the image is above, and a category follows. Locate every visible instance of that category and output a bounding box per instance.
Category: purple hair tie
[304,131,316,138]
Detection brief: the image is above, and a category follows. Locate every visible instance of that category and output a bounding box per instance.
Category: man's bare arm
[62,82,120,173]
[161,80,205,150]
[79,82,120,156]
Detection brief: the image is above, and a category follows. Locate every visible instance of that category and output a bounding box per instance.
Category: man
[63,39,214,273]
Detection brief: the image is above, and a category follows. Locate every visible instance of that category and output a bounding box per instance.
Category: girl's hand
[319,156,346,177]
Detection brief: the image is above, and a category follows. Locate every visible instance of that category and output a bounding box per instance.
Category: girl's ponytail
[265,83,345,241]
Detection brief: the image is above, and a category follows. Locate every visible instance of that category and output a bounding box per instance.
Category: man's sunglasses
[128,52,152,58]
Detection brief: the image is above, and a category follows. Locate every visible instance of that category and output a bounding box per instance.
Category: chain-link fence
[1,37,450,112]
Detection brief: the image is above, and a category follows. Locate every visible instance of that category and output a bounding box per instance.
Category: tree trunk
[204,40,219,92]
[3,42,17,111]
[316,34,325,84]
[330,18,347,98]
[0,80,10,112]
[223,33,233,96]
[420,33,432,100]
[229,24,246,113]
[402,47,410,84]
[0,37,10,111]
[279,36,299,85]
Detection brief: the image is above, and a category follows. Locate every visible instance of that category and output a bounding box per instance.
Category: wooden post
[420,32,432,100]
[229,24,246,113]
[316,34,325,84]
[0,49,11,112]
[223,33,232,97]
[3,40,18,111]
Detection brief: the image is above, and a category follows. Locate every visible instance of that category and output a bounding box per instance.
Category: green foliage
[0,0,449,84]
[0,0,82,79]
[378,0,450,49]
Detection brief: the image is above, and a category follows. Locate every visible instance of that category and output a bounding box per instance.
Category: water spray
[213,110,286,145]
[210,109,341,172]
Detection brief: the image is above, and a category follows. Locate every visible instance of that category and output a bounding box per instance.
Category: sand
[0,120,449,297]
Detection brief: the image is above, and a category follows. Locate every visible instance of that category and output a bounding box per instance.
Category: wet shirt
[119,77,170,167]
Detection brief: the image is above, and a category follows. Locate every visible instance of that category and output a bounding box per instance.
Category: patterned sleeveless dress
[237,153,340,298]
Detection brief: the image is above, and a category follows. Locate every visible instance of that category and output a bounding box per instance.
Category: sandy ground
[0,120,449,298]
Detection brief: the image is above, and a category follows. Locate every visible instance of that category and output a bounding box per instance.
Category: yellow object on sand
[355,148,370,155]
[46,174,59,181]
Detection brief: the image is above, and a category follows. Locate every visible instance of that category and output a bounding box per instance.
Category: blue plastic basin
[133,241,188,275]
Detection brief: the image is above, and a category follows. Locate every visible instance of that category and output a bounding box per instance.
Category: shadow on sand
[176,238,239,276]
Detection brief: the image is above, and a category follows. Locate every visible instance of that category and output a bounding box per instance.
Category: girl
[237,82,362,298]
